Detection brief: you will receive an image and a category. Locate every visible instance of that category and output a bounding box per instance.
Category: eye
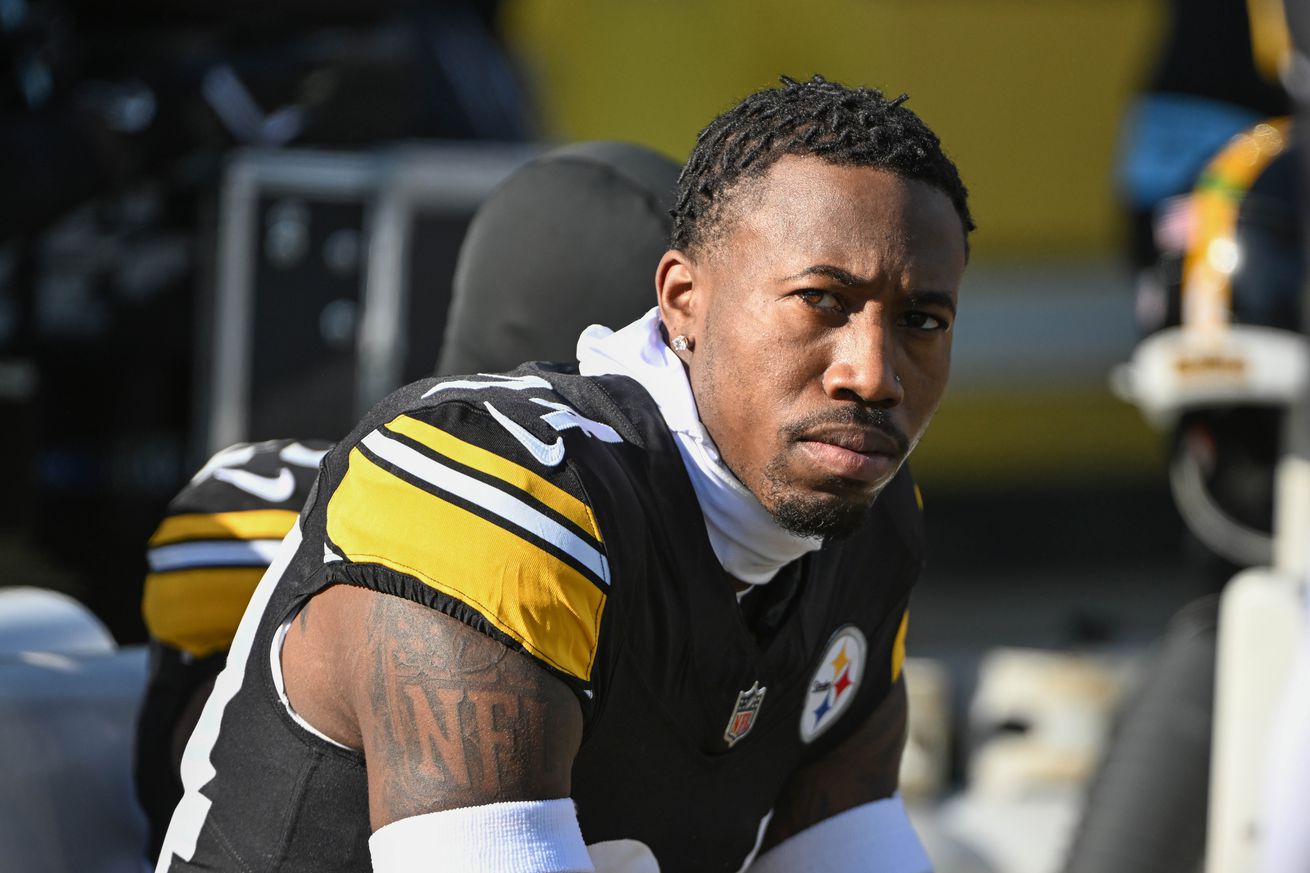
[899,310,950,332]
[795,289,846,314]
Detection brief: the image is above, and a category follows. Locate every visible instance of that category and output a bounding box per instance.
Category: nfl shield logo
[723,680,767,747]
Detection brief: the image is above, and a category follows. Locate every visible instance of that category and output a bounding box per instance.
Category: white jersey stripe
[421,373,552,398]
[360,430,610,586]
[148,539,284,572]
[155,523,304,869]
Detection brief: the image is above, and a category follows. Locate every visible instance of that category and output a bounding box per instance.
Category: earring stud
[672,335,690,352]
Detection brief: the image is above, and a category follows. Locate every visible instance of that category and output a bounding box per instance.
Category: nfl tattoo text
[362,593,580,826]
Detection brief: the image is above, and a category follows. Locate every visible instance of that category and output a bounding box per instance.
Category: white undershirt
[576,308,822,587]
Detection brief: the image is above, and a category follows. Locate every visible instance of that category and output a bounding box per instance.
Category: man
[157,74,973,873]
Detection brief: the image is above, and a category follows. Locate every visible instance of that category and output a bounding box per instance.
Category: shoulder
[866,463,926,558]
[882,461,925,520]
[173,438,332,515]
[143,438,333,656]
[313,368,641,697]
[322,367,637,571]
[334,365,643,472]
[821,465,926,575]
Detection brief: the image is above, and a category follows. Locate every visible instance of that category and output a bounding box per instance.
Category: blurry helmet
[1113,119,1306,566]
[436,140,680,375]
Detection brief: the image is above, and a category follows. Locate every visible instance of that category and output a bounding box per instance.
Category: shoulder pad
[143,438,332,656]
[414,371,628,471]
[323,398,612,683]
[174,438,332,514]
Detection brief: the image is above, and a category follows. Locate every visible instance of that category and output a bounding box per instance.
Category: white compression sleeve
[369,798,595,873]
[746,794,932,873]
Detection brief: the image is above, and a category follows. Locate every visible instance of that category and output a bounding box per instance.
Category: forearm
[763,680,908,851]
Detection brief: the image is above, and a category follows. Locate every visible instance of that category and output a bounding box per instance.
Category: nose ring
[895,374,902,384]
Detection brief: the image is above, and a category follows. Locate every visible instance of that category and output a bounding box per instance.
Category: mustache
[783,406,910,457]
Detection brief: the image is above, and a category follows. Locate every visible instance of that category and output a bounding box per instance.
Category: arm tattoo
[359,593,582,828]
[762,680,908,851]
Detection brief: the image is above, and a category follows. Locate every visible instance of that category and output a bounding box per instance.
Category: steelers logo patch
[800,625,866,743]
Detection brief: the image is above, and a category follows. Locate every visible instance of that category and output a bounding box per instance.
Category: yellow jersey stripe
[150,509,300,547]
[328,445,607,680]
[362,429,608,583]
[385,413,601,543]
[142,566,266,657]
[891,610,910,683]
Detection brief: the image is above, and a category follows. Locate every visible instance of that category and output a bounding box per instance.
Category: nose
[821,319,903,407]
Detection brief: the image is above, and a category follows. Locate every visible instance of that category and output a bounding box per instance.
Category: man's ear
[655,249,698,338]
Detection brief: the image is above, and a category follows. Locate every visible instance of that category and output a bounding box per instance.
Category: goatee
[759,405,908,538]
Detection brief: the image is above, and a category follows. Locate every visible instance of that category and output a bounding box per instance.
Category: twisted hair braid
[671,74,974,254]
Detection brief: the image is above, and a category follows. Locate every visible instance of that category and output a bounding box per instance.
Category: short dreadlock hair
[671,74,974,255]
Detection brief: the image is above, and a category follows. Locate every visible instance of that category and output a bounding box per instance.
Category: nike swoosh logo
[189,443,257,486]
[279,441,329,468]
[213,466,296,503]
[484,402,565,467]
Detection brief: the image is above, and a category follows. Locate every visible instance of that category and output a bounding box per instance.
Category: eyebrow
[785,264,958,315]
[907,290,957,316]
[784,264,868,286]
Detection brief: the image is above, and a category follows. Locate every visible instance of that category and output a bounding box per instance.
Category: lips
[800,425,903,457]
[794,426,904,484]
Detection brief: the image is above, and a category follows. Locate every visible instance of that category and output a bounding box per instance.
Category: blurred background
[0,1,1303,871]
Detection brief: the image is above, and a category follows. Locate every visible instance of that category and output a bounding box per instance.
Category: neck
[576,308,825,586]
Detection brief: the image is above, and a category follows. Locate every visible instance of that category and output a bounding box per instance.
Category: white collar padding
[576,308,822,586]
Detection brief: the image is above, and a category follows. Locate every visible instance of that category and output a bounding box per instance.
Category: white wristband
[747,794,931,873]
[369,798,595,873]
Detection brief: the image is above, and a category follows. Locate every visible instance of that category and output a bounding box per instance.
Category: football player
[156,75,973,873]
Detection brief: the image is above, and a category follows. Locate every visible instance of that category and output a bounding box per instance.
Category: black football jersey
[137,438,332,859]
[157,364,924,873]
